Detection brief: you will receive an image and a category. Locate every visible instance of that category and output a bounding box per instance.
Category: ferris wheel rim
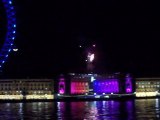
[0,0,16,71]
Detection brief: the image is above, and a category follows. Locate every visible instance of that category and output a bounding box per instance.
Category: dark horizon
[1,0,160,78]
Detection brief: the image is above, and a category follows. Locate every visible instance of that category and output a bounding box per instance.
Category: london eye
[0,0,16,72]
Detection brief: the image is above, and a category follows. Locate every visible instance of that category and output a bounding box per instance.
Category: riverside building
[0,79,54,100]
[1,76,160,100]
[135,78,160,97]
[57,73,135,99]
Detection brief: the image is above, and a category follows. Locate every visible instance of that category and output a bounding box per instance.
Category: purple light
[126,88,131,93]
[93,79,119,94]
[59,78,65,94]
[125,75,133,93]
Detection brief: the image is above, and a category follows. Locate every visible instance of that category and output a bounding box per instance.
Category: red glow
[71,81,89,94]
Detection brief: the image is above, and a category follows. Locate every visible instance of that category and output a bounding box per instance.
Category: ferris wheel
[0,0,16,71]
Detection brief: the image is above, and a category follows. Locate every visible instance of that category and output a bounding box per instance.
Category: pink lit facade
[57,73,134,96]
[71,81,89,94]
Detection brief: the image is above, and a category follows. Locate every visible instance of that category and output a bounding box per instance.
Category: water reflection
[56,100,135,120]
[0,99,159,119]
[135,99,160,120]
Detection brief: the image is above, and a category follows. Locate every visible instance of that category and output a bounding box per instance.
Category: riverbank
[0,94,159,103]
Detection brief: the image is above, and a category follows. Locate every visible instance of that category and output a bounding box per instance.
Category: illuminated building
[0,74,136,100]
[58,73,91,95]
[92,74,134,94]
[135,78,160,97]
[93,78,119,94]
[57,73,134,96]
[70,78,89,95]
[70,73,99,95]
[0,79,54,100]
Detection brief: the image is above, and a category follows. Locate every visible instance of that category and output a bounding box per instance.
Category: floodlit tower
[125,74,133,93]
[59,77,65,94]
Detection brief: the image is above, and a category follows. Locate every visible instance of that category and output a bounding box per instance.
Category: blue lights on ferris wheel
[0,0,16,70]
[9,1,12,4]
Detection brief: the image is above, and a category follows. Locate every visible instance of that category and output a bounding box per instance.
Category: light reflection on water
[0,99,159,120]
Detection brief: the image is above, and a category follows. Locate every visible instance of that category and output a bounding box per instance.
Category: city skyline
[1,0,160,78]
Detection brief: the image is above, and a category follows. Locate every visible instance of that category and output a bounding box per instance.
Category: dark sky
[1,0,160,78]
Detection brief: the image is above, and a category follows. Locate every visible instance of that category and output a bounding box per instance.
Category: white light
[13,48,18,52]
[111,93,113,94]
[136,92,157,97]
[9,1,12,4]
[103,93,105,95]
[90,54,94,62]
[79,45,82,48]
[95,95,100,98]
[57,94,60,96]
[88,53,95,62]
[91,76,96,82]
[104,95,109,98]
[93,44,96,47]
[94,93,97,95]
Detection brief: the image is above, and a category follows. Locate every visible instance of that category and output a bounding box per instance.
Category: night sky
[1,0,160,78]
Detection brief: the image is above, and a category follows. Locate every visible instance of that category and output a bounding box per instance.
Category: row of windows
[136,89,157,92]
[0,87,52,90]
[0,83,52,87]
[136,82,160,85]
[0,88,51,91]
[137,85,160,88]
[0,91,52,95]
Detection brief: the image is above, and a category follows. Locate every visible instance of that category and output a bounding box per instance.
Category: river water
[0,99,159,120]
